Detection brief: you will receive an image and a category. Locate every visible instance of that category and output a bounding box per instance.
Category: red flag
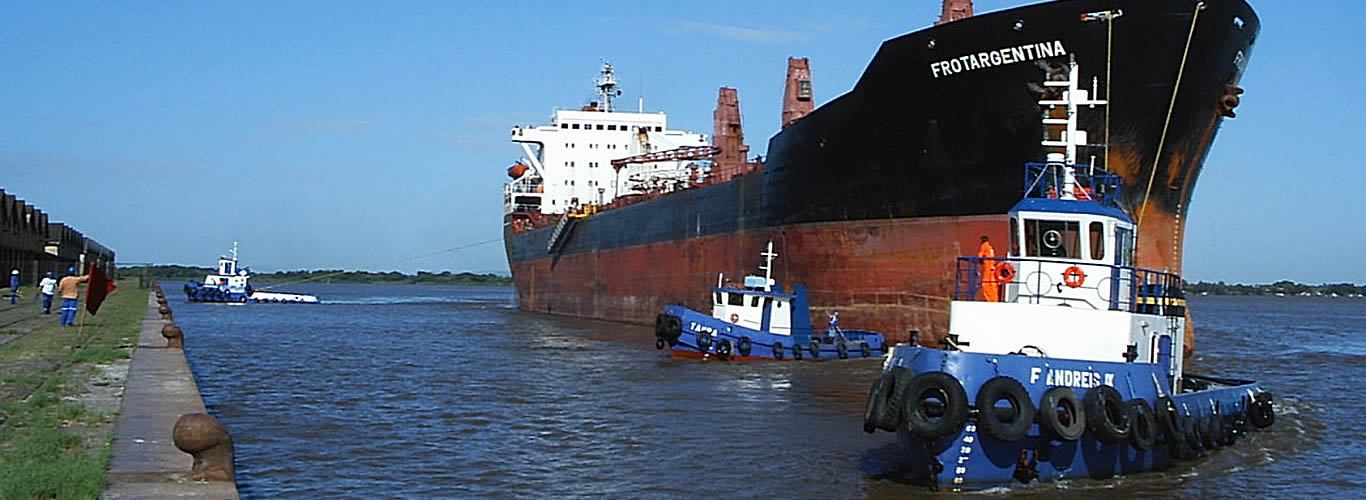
[86,264,117,315]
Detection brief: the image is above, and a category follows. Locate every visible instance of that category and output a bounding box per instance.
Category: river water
[173,285,1364,498]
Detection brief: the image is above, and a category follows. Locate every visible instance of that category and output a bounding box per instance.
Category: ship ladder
[546,215,577,254]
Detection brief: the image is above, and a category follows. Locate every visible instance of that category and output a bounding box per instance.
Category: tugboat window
[714,292,722,305]
[1009,217,1020,256]
[751,296,760,307]
[728,293,745,306]
[1089,222,1105,261]
[1024,219,1080,258]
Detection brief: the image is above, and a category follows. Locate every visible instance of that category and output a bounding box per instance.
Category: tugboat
[183,242,320,304]
[654,242,886,361]
[860,59,1274,490]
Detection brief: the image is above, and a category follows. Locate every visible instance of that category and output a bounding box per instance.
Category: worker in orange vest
[978,236,1000,302]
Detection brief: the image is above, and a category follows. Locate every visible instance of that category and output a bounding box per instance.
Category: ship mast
[759,241,777,292]
[594,61,619,112]
[937,0,974,25]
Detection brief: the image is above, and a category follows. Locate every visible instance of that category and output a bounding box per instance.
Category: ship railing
[1024,162,1123,209]
[955,256,1185,317]
[504,177,544,195]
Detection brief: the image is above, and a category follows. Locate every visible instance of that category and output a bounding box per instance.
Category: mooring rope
[254,236,504,291]
[1137,2,1203,228]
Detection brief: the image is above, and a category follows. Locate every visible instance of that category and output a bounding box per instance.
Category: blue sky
[3,1,1361,284]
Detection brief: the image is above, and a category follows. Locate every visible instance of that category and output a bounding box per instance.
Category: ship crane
[609,145,720,169]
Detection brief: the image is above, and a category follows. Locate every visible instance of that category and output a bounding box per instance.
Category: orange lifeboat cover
[507,163,529,179]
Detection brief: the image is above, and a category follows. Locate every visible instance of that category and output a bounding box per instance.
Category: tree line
[1185,280,1365,296]
[117,265,512,285]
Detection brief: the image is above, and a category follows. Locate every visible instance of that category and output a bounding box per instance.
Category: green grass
[0,280,148,500]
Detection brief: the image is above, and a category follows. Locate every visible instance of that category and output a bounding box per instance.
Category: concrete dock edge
[102,293,239,499]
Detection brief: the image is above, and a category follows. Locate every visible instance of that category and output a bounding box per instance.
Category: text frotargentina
[930,40,1067,78]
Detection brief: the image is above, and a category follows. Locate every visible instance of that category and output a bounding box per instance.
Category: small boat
[859,74,1273,490]
[654,242,886,361]
[183,243,319,304]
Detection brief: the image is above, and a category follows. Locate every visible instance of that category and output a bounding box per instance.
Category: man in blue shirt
[8,270,18,305]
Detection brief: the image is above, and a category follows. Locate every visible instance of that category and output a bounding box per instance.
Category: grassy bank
[0,280,148,499]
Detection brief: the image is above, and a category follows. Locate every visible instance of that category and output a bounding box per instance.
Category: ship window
[596,124,604,130]
[572,124,580,129]
[1089,222,1105,261]
[608,125,617,130]
[751,296,760,307]
[1024,219,1080,258]
[728,293,745,306]
[1117,227,1134,266]
[654,126,662,132]
[714,292,722,305]
[561,123,568,129]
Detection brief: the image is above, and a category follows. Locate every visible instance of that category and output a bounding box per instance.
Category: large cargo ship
[501,0,1259,350]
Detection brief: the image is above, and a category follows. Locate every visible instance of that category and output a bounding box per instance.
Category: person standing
[978,236,1000,303]
[9,270,18,305]
[38,271,57,314]
[57,267,88,326]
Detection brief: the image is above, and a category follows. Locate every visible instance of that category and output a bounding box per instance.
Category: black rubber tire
[1168,414,1191,460]
[792,344,803,360]
[860,342,872,358]
[1182,415,1202,453]
[772,342,784,360]
[1220,415,1237,446]
[695,333,712,353]
[655,338,666,350]
[737,337,752,357]
[654,313,666,338]
[809,341,821,359]
[664,316,683,342]
[864,371,896,433]
[1249,397,1275,429]
[1083,385,1131,444]
[975,376,1035,442]
[716,339,733,360]
[1127,399,1158,451]
[902,371,969,440]
[1155,396,1180,445]
[1200,416,1218,450]
[837,342,849,359]
[1039,386,1086,441]
[880,367,912,432]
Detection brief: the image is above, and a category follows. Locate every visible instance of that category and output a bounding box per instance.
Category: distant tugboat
[183,242,319,304]
[860,63,1273,490]
[654,242,885,361]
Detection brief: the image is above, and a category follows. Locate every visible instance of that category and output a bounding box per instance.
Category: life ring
[695,332,712,352]
[1038,386,1085,441]
[1083,385,1131,443]
[996,262,1016,283]
[1127,399,1157,451]
[736,337,752,357]
[729,313,739,323]
[863,371,895,433]
[808,341,821,359]
[975,376,1035,442]
[902,371,969,439]
[715,339,733,360]
[772,342,785,360]
[837,342,849,359]
[1062,266,1086,288]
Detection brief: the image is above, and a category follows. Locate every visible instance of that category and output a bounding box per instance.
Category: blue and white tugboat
[183,242,319,304]
[860,63,1274,490]
[654,242,886,361]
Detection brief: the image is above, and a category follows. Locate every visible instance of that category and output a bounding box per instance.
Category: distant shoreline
[117,265,512,286]
[1185,280,1365,297]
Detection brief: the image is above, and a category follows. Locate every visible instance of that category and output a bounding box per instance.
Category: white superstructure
[504,62,710,216]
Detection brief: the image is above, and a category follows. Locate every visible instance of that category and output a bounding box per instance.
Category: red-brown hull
[509,215,1007,345]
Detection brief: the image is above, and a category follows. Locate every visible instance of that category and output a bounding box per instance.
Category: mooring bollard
[158,305,173,321]
[172,413,235,482]
[161,323,184,348]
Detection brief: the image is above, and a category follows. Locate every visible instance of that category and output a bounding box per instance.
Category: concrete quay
[102,293,238,499]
